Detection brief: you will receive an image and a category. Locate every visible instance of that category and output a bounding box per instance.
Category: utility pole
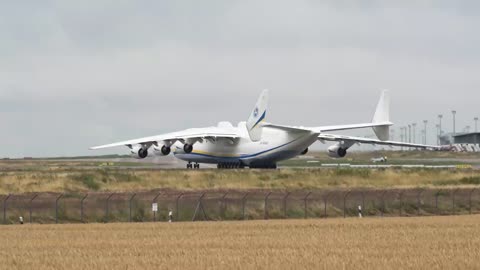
[438,114,443,145]
[475,117,478,133]
[412,123,417,144]
[423,120,428,144]
[408,124,412,143]
[400,128,404,150]
[451,110,456,135]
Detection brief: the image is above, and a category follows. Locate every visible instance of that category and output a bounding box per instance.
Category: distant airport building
[438,132,480,152]
[440,132,480,145]
[453,132,480,145]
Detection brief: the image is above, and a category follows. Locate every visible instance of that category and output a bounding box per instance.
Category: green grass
[72,173,101,190]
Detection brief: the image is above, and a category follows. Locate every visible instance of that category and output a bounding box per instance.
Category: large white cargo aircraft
[91,90,436,169]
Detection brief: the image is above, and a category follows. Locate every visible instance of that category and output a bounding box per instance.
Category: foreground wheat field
[1,215,479,269]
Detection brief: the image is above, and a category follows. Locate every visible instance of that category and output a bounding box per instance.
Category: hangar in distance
[91,90,436,169]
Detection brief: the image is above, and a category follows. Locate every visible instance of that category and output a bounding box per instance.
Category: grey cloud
[0,1,479,157]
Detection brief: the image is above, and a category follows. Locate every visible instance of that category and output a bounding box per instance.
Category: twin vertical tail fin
[372,90,391,141]
[247,89,269,141]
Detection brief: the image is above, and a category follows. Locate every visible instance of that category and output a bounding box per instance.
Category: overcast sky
[1,1,479,157]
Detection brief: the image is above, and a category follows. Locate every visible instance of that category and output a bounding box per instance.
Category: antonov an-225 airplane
[91,90,435,169]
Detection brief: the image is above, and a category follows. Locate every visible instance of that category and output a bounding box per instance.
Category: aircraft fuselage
[173,124,318,168]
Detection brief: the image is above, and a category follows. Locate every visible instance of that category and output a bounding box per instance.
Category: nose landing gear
[187,162,200,169]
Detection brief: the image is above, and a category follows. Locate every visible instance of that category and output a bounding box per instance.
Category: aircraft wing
[262,123,314,133]
[263,123,438,149]
[317,133,439,149]
[264,122,394,135]
[90,128,239,150]
[311,121,393,132]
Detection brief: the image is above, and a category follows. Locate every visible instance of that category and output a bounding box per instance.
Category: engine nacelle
[300,148,309,155]
[327,144,348,158]
[153,145,171,156]
[130,146,149,159]
[183,143,193,154]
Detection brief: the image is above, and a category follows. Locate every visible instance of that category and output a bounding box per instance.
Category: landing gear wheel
[187,163,193,169]
[194,163,200,169]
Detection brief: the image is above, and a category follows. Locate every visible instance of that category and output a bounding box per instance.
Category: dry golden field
[1,165,480,194]
[1,215,480,270]
[1,151,480,194]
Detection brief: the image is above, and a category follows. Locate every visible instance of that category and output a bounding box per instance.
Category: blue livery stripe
[251,111,266,130]
[175,138,300,160]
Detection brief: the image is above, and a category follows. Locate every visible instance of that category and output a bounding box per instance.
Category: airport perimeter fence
[1,188,480,224]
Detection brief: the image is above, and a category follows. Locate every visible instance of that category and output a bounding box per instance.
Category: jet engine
[183,143,193,154]
[130,146,149,159]
[327,143,348,158]
[300,148,309,155]
[153,145,171,156]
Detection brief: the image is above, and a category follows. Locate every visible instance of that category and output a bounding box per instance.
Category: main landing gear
[217,163,245,169]
[187,162,200,169]
[249,163,277,169]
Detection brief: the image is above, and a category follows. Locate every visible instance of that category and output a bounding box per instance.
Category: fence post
[417,189,424,216]
[452,189,459,215]
[175,193,184,221]
[361,192,365,217]
[343,191,352,218]
[469,188,476,215]
[264,192,272,220]
[283,192,291,219]
[152,192,162,222]
[55,194,63,224]
[192,193,207,221]
[129,193,136,222]
[3,194,11,224]
[105,193,115,223]
[80,194,88,223]
[242,193,249,220]
[220,192,229,220]
[380,191,387,217]
[303,192,312,219]
[29,194,38,224]
[398,190,405,216]
[435,190,440,210]
[323,192,332,218]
